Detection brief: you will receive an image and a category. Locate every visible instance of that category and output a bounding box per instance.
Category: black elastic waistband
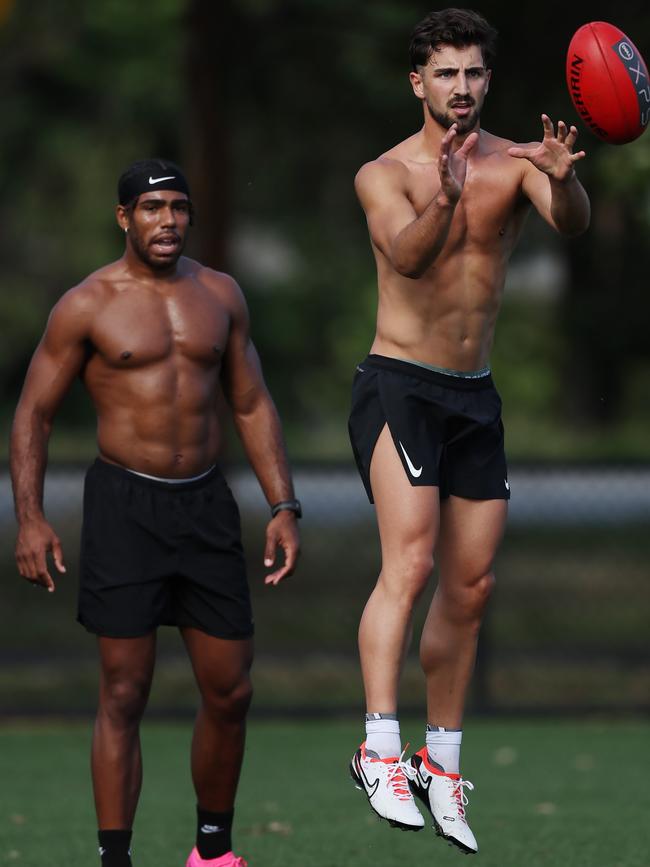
[92,457,221,491]
[363,355,494,391]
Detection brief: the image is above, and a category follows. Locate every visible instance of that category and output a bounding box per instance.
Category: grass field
[2,718,649,867]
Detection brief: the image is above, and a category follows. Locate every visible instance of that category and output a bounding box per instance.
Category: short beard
[129,231,185,271]
[426,101,481,135]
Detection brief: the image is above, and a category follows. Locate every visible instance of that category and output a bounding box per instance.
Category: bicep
[16,301,90,420]
[365,196,419,259]
[355,163,417,260]
[220,284,268,414]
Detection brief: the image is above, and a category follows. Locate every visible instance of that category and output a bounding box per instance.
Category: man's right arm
[11,287,93,590]
[355,126,477,279]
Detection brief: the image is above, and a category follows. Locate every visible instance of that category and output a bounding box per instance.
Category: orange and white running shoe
[350,742,425,830]
[409,746,478,854]
[185,848,247,867]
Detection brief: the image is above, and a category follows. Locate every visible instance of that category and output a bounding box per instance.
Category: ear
[485,68,492,95]
[116,204,129,233]
[409,70,424,100]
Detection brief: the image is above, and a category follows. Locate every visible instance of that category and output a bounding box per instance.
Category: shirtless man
[11,159,301,867]
[348,9,589,853]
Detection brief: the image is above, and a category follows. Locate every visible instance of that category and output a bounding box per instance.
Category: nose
[455,72,470,95]
[161,205,177,227]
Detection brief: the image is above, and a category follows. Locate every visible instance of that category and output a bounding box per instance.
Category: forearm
[10,409,52,524]
[391,193,457,278]
[232,394,295,505]
[550,173,591,236]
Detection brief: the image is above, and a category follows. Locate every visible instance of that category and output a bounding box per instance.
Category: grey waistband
[393,357,491,379]
[125,465,216,484]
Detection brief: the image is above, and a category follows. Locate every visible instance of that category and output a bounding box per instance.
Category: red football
[566,21,650,144]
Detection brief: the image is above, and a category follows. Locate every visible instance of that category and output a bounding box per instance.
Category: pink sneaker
[185,848,248,867]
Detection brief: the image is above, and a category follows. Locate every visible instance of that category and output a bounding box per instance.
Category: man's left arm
[509,114,591,237]
[219,275,300,586]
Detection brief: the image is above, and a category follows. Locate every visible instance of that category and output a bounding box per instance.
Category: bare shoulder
[355,132,427,200]
[478,129,519,159]
[185,258,248,315]
[48,261,121,330]
[355,156,411,207]
[477,129,529,181]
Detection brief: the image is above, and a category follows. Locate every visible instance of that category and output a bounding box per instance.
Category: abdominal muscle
[370,252,507,371]
[86,359,223,478]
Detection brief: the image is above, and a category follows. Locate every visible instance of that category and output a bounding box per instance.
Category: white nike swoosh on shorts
[399,441,423,478]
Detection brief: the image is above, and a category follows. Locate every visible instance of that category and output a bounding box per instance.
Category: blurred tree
[0,0,185,407]
[185,0,233,270]
[1,0,650,455]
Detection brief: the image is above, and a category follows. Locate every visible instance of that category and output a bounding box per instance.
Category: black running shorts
[78,459,253,639]
[348,355,510,503]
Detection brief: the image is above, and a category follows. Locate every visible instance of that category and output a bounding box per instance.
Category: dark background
[0,0,649,716]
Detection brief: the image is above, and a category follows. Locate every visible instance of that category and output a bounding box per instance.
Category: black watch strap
[270,498,302,519]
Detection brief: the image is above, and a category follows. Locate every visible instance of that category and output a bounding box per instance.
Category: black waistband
[363,355,495,391]
[91,457,221,491]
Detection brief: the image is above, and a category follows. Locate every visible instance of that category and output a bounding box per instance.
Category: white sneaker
[409,746,478,853]
[350,742,425,830]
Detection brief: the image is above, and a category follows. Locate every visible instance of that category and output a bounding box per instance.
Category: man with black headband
[348,8,589,853]
[11,158,301,867]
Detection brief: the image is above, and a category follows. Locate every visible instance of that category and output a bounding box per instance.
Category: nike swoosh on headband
[149,175,176,184]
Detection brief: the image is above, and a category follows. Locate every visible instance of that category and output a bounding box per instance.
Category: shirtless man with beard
[11,159,301,867]
[348,9,589,853]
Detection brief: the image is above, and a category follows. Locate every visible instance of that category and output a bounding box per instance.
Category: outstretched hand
[263,511,300,586]
[438,124,479,203]
[508,114,586,181]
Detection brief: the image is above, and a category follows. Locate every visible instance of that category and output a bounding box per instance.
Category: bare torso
[79,257,233,476]
[367,129,531,370]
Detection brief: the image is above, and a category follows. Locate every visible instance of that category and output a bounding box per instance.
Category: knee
[381,550,434,606]
[100,676,149,727]
[202,674,253,723]
[455,571,496,627]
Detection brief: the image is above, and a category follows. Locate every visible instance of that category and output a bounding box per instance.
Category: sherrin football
[566,21,649,144]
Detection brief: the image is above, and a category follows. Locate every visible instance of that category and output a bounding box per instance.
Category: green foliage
[0,0,185,394]
[2,0,650,456]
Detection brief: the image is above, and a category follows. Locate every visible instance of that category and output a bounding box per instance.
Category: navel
[498,228,506,237]
[120,351,132,360]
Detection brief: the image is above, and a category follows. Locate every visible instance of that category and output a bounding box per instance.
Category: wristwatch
[270,498,302,519]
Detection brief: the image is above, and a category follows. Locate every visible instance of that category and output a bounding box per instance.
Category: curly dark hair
[409,8,498,71]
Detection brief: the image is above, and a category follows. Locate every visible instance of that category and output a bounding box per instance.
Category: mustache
[150,232,181,244]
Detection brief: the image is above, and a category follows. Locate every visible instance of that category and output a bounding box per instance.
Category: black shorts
[78,459,253,640]
[348,355,510,503]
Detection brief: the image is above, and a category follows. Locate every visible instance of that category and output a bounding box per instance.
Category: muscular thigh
[370,424,440,579]
[182,627,253,695]
[437,496,508,587]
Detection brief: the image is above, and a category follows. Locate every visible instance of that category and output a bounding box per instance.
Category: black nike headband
[117,159,191,206]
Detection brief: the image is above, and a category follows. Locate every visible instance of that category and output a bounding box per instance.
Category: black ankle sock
[196,806,234,859]
[98,830,132,867]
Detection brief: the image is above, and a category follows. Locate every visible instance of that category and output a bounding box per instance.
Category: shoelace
[448,777,474,821]
[385,747,418,800]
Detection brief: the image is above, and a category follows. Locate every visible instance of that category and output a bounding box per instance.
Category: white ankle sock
[365,713,401,758]
[426,724,462,774]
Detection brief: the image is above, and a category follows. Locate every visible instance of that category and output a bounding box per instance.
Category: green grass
[1,718,649,867]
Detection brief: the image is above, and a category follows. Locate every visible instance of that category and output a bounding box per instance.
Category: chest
[407,159,527,244]
[90,286,231,368]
